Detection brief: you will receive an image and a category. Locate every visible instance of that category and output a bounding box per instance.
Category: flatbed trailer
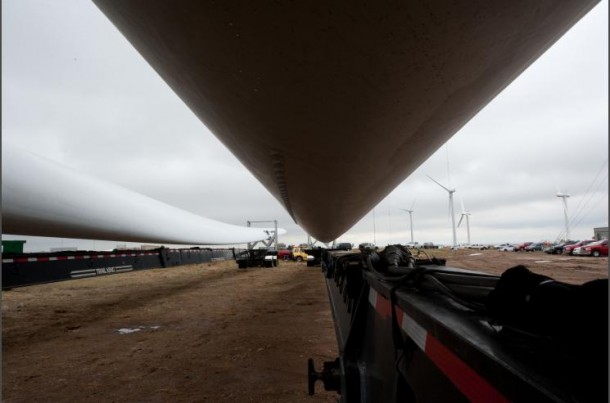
[309,246,607,402]
[2,247,234,289]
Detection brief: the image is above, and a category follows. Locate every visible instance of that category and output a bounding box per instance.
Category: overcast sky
[2,1,608,252]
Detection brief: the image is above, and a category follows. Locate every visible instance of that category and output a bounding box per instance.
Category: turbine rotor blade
[427,175,451,192]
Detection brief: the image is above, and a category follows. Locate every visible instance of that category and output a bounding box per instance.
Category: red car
[577,239,608,257]
[513,242,532,252]
[563,239,595,255]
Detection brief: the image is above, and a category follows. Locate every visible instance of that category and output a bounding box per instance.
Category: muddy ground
[2,249,607,402]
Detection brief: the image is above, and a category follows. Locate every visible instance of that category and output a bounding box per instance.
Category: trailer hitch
[307,358,341,395]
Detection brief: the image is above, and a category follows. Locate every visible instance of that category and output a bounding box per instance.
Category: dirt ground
[2,250,607,402]
[428,248,608,284]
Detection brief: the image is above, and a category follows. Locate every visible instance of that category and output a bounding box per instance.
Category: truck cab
[291,247,308,262]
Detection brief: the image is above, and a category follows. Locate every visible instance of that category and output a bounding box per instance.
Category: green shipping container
[2,240,26,254]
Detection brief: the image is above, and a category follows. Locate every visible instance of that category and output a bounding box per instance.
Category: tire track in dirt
[2,261,339,402]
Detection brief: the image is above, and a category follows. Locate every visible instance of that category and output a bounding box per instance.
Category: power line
[555,159,608,241]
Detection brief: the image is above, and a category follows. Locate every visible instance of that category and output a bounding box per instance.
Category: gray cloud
[2,1,607,251]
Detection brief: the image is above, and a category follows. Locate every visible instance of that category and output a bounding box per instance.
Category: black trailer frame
[309,248,608,402]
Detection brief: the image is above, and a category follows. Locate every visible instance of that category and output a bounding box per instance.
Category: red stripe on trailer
[368,289,509,402]
[375,293,393,320]
[425,334,509,403]
[373,292,406,326]
[3,252,162,264]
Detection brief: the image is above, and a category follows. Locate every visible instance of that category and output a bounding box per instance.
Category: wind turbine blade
[410,199,416,211]
[458,214,464,227]
[427,175,450,192]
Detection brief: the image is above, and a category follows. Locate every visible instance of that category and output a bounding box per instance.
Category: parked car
[334,242,353,251]
[524,242,545,252]
[564,239,595,255]
[422,242,437,249]
[498,245,515,252]
[468,244,489,250]
[513,242,533,252]
[575,239,608,257]
[544,241,576,254]
[405,242,419,248]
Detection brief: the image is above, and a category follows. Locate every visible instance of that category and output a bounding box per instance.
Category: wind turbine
[400,200,416,243]
[556,190,570,241]
[457,199,471,245]
[428,175,457,247]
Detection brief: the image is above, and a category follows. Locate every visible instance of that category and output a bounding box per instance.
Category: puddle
[116,325,161,335]
[117,328,141,335]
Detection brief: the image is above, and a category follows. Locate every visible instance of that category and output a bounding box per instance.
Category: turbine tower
[458,200,471,245]
[428,175,457,247]
[556,191,570,241]
[400,200,416,243]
